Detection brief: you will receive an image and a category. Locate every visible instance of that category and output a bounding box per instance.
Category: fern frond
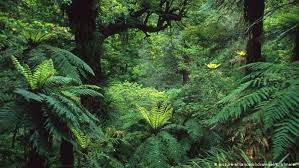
[0,48,23,63]
[129,131,183,168]
[54,55,81,81]
[272,114,299,159]
[0,93,16,103]
[157,101,173,128]
[44,45,95,78]
[43,92,100,138]
[138,101,173,130]
[32,59,56,88]
[42,94,80,128]
[11,56,34,88]
[218,81,252,104]
[45,76,81,87]
[263,85,299,129]
[0,102,19,132]
[211,61,299,160]
[71,128,90,149]
[211,87,274,124]
[11,56,56,90]
[14,89,44,102]
[62,85,102,97]
[138,106,151,126]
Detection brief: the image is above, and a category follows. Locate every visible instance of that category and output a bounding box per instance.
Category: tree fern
[211,61,299,159]
[138,100,173,130]
[3,56,103,159]
[129,131,183,168]
[21,30,54,46]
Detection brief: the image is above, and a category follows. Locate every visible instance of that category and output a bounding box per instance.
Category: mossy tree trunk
[244,0,265,71]
[66,0,104,85]
[64,1,103,167]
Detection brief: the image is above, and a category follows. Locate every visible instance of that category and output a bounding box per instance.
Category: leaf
[14,89,44,102]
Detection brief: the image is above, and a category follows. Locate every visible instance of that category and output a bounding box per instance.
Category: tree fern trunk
[60,139,74,168]
[244,0,265,72]
[26,102,48,168]
[27,147,47,168]
[59,121,74,168]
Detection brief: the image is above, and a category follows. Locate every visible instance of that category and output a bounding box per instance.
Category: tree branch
[99,0,189,39]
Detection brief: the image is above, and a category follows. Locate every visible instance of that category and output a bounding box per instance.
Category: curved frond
[44,45,95,77]
[138,101,173,130]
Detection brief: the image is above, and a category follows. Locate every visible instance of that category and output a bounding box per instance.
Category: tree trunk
[182,55,190,84]
[66,0,104,84]
[292,28,299,62]
[65,2,105,165]
[244,0,265,71]
[182,70,189,84]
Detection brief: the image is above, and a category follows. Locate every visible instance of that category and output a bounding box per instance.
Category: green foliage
[0,98,21,132]
[264,5,299,39]
[106,82,167,129]
[44,45,95,76]
[71,128,91,149]
[1,55,103,158]
[0,14,72,46]
[138,100,173,130]
[27,45,94,82]
[129,131,184,168]
[211,61,299,159]
[178,148,289,168]
[11,56,55,90]
[1,0,298,167]
[178,148,237,168]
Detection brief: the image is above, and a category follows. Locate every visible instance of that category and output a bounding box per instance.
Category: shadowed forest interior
[0,0,298,167]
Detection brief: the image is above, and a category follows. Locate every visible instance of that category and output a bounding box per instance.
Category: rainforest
[0,0,298,167]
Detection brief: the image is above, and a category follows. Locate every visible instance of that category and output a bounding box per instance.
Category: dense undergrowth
[0,0,298,167]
